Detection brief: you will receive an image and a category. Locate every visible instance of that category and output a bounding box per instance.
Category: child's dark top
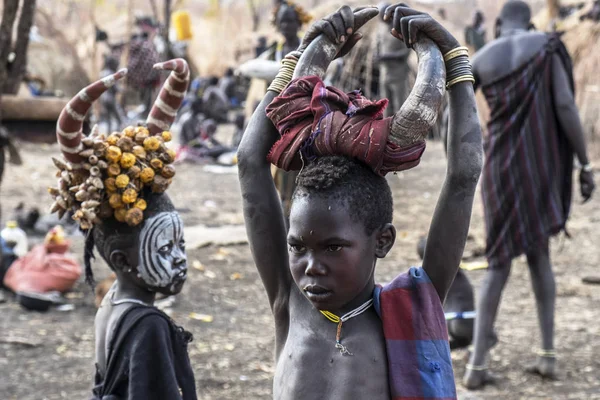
[91,305,197,400]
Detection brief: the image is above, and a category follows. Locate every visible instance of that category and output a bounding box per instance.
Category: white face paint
[137,211,187,289]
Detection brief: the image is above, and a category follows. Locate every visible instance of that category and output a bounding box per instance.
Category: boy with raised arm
[238,4,482,399]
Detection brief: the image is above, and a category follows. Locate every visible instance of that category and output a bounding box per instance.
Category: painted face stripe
[142,216,170,283]
[139,220,161,284]
[140,214,170,283]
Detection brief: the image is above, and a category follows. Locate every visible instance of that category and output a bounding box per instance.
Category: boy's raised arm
[237,6,379,316]
[237,92,292,314]
[385,5,483,301]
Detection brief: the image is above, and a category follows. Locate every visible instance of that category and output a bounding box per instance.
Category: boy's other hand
[580,169,595,203]
[298,6,379,59]
[384,4,460,54]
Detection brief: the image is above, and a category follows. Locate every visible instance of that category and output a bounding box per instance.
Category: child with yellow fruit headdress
[51,59,198,399]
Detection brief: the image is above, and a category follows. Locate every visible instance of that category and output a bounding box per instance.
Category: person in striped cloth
[238,4,482,399]
[463,0,596,389]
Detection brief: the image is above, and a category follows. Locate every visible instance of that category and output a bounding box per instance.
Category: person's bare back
[473,31,548,87]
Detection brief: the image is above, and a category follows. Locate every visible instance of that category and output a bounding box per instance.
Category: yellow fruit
[161,131,172,142]
[161,165,176,178]
[104,177,117,192]
[109,193,124,209]
[128,165,141,179]
[125,207,144,226]
[135,131,149,145]
[120,152,136,169]
[150,158,163,170]
[143,136,161,152]
[151,175,170,193]
[114,208,127,222]
[123,126,136,138]
[107,163,121,177]
[117,137,134,152]
[140,167,155,183]
[122,188,138,204]
[115,174,130,189]
[106,135,119,146]
[106,146,122,163]
[166,149,177,163]
[134,199,147,211]
[132,146,146,159]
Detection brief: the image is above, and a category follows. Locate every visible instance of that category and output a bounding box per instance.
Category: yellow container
[172,10,193,41]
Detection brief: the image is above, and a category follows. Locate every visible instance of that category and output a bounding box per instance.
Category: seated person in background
[51,60,197,399]
[219,68,240,107]
[202,76,230,122]
[178,99,230,162]
[179,97,207,147]
[238,4,482,399]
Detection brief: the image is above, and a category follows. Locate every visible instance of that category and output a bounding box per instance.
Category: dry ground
[0,135,599,399]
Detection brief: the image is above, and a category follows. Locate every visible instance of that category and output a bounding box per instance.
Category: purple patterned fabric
[481,34,574,265]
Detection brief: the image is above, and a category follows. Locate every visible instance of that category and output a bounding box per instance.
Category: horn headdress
[295,34,445,149]
[50,59,190,229]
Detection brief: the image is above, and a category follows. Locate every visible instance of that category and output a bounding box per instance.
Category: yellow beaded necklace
[319,298,374,356]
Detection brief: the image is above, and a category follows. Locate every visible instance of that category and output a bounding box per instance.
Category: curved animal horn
[389,38,445,148]
[294,7,379,79]
[146,58,190,136]
[56,69,127,165]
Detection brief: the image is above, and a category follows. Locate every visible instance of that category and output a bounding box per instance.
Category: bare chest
[273,308,390,400]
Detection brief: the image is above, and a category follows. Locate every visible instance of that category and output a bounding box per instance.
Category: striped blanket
[481,34,574,265]
[374,267,456,399]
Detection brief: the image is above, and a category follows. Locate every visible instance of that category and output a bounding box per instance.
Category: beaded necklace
[320,298,374,356]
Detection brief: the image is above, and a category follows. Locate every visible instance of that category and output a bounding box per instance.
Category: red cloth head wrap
[265,76,425,176]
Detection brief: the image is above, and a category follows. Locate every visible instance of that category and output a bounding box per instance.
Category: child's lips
[303,284,332,302]
[174,268,187,281]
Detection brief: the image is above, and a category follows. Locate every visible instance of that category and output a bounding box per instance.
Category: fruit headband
[49,58,190,230]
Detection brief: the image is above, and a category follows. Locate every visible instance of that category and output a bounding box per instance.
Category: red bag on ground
[2,241,81,294]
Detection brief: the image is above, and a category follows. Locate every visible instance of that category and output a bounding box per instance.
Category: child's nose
[304,254,326,276]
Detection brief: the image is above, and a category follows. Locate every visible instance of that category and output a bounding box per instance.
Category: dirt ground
[0,132,599,400]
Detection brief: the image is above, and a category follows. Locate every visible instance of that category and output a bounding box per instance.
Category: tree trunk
[248,0,259,32]
[163,0,172,59]
[4,0,37,94]
[0,0,21,120]
[547,0,561,19]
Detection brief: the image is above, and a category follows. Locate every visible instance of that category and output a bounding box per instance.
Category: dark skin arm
[236,6,368,345]
[237,91,291,322]
[550,53,595,201]
[386,5,483,301]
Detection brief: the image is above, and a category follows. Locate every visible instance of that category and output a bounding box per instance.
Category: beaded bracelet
[267,54,300,94]
[444,46,475,89]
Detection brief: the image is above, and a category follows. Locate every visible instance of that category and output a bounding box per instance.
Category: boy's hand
[384,4,459,54]
[580,169,595,203]
[298,6,378,58]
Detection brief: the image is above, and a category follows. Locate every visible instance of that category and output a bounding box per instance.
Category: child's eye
[179,240,186,249]
[288,244,306,254]
[159,244,171,253]
[326,245,343,252]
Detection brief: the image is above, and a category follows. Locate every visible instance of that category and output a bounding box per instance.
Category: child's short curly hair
[293,156,393,235]
[271,0,312,27]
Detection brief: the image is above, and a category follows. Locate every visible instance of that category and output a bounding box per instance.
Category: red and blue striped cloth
[481,34,574,265]
[374,267,457,399]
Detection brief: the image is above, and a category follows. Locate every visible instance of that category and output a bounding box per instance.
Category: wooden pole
[149,0,160,23]
[164,0,172,59]
[547,0,561,19]
[0,0,21,121]
[122,0,134,69]
[90,0,100,119]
